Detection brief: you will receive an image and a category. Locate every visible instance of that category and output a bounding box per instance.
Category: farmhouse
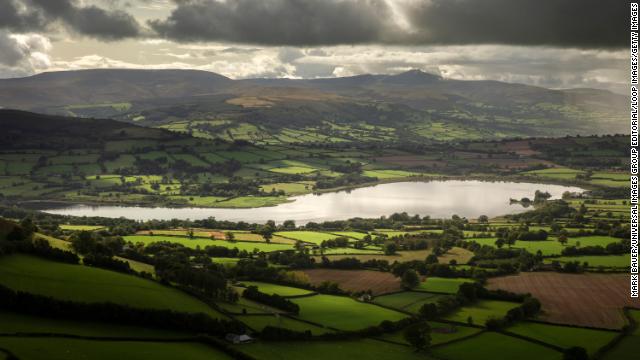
[225,333,254,344]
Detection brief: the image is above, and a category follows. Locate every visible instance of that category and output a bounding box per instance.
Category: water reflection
[37,180,583,224]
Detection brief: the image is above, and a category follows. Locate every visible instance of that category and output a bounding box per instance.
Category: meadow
[0,255,223,318]
[123,235,294,253]
[237,339,429,360]
[373,291,446,314]
[432,332,563,360]
[290,294,408,331]
[0,337,231,360]
[506,321,619,356]
[237,281,314,297]
[415,277,474,294]
[444,300,520,326]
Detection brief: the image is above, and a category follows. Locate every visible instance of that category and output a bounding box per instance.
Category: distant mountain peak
[383,69,442,85]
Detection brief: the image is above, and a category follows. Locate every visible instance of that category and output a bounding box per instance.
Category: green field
[0,337,231,360]
[59,224,105,231]
[380,321,482,346]
[507,321,618,356]
[123,235,294,252]
[236,314,332,335]
[374,291,446,314]
[601,310,640,360]
[416,277,475,294]
[290,295,407,331]
[237,339,431,360]
[238,281,313,297]
[0,255,223,318]
[0,311,184,338]
[432,332,562,360]
[544,254,630,268]
[468,236,622,256]
[275,231,340,245]
[444,300,520,326]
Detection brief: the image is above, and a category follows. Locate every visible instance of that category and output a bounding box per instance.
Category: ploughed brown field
[298,269,402,295]
[487,272,640,329]
[312,247,472,265]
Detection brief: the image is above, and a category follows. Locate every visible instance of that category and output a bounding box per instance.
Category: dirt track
[487,272,640,329]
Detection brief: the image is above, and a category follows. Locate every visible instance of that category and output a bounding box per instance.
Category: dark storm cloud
[0,0,140,40]
[150,0,626,48]
[149,0,398,45]
[405,0,627,48]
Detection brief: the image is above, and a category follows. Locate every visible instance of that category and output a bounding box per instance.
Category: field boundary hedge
[497,330,565,352]
[592,307,638,360]
[523,319,622,332]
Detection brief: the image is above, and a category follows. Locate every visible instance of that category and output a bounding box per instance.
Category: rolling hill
[0,69,627,143]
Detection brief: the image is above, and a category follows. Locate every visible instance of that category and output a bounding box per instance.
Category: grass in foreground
[432,332,562,360]
[237,339,435,360]
[0,337,231,360]
[0,255,223,318]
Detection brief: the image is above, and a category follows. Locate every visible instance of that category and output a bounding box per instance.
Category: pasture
[275,231,340,245]
[0,311,184,338]
[507,321,619,356]
[123,235,294,252]
[444,300,519,326]
[236,315,331,335]
[238,339,429,360]
[0,255,223,318]
[544,254,630,268]
[416,277,474,294]
[468,236,622,256]
[601,310,640,360]
[290,295,407,331]
[0,337,231,360]
[380,321,482,346]
[238,281,313,297]
[432,332,562,360]
[373,291,446,314]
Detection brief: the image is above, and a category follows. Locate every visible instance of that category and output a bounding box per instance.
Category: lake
[36,180,583,224]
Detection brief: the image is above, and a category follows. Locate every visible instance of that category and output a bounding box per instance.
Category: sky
[0,0,629,94]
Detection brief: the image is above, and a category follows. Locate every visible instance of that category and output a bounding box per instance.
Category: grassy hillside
[0,254,223,318]
[0,69,627,142]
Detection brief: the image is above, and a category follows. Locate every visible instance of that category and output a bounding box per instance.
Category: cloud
[149,0,400,45]
[0,30,51,78]
[148,0,626,48]
[405,0,627,48]
[0,0,141,40]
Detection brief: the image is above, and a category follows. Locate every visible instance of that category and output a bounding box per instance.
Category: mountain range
[0,69,627,143]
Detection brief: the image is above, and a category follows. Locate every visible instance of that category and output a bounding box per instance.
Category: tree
[563,347,588,360]
[558,234,568,246]
[403,322,431,352]
[187,229,194,239]
[70,231,96,255]
[425,254,439,264]
[478,215,489,223]
[225,231,235,242]
[495,238,506,248]
[401,269,420,289]
[384,242,397,255]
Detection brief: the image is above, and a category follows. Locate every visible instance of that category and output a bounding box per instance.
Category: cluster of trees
[315,173,376,189]
[242,285,299,314]
[0,284,244,335]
